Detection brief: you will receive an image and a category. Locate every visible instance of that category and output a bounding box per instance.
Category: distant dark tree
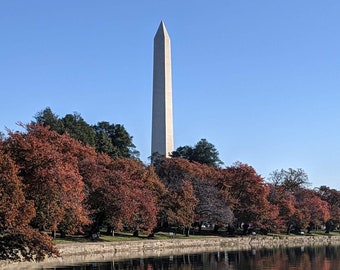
[93,121,139,159]
[34,109,140,158]
[171,146,193,160]
[34,107,64,134]
[34,108,96,147]
[62,113,96,147]
[171,138,223,167]
[268,168,310,193]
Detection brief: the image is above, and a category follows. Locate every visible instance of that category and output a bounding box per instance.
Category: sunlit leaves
[0,145,34,231]
[84,157,161,234]
[5,124,90,234]
[223,162,278,229]
[0,140,59,261]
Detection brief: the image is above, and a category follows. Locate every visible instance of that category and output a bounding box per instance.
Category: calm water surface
[41,245,340,270]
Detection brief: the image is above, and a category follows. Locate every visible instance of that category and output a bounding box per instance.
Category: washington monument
[151,21,174,158]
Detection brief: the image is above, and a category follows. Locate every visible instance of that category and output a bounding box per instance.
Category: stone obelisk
[151,21,174,159]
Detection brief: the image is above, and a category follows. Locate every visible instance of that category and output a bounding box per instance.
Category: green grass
[53,229,340,244]
[54,231,218,244]
[306,230,340,236]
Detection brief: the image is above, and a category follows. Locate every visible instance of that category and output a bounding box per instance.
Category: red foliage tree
[155,158,234,234]
[267,184,297,232]
[110,158,160,235]
[316,185,340,232]
[166,179,198,236]
[85,156,161,235]
[4,124,90,236]
[0,142,58,261]
[294,188,330,232]
[223,162,278,233]
[155,158,200,234]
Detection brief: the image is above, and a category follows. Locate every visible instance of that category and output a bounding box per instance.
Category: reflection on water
[43,245,340,270]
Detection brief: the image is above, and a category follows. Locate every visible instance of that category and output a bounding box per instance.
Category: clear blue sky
[1,1,339,189]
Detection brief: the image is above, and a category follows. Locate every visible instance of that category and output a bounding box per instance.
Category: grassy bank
[54,230,340,244]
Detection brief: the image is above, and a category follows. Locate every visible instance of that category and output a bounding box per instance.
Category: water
[40,245,340,270]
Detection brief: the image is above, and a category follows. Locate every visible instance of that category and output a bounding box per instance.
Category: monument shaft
[151,21,174,158]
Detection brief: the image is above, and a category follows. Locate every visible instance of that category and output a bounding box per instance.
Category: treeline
[0,108,339,262]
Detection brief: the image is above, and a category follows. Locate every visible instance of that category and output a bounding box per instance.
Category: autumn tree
[166,180,198,236]
[267,184,298,233]
[190,163,234,232]
[0,143,58,261]
[171,139,223,167]
[223,162,278,233]
[4,124,90,237]
[109,158,161,235]
[316,186,340,232]
[155,158,199,235]
[83,156,161,236]
[268,168,331,233]
[155,158,234,235]
[294,188,330,233]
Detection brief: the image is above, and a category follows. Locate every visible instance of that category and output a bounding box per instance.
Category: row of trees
[34,107,139,159]
[1,109,340,261]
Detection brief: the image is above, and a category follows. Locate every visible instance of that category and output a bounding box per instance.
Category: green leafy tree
[93,121,139,159]
[34,107,64,134]
[62,113,96,147]
[171,138,223,167]
[34,108,139,158]
[35,108,95,146]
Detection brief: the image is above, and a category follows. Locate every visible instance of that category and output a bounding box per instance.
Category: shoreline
[2,235,340,269]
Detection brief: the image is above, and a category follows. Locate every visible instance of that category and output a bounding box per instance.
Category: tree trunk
[185,227,190,237]
[106,225,114,236]
[198,222,202,234]
[214,224,220,233]
[60,230,66,238]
